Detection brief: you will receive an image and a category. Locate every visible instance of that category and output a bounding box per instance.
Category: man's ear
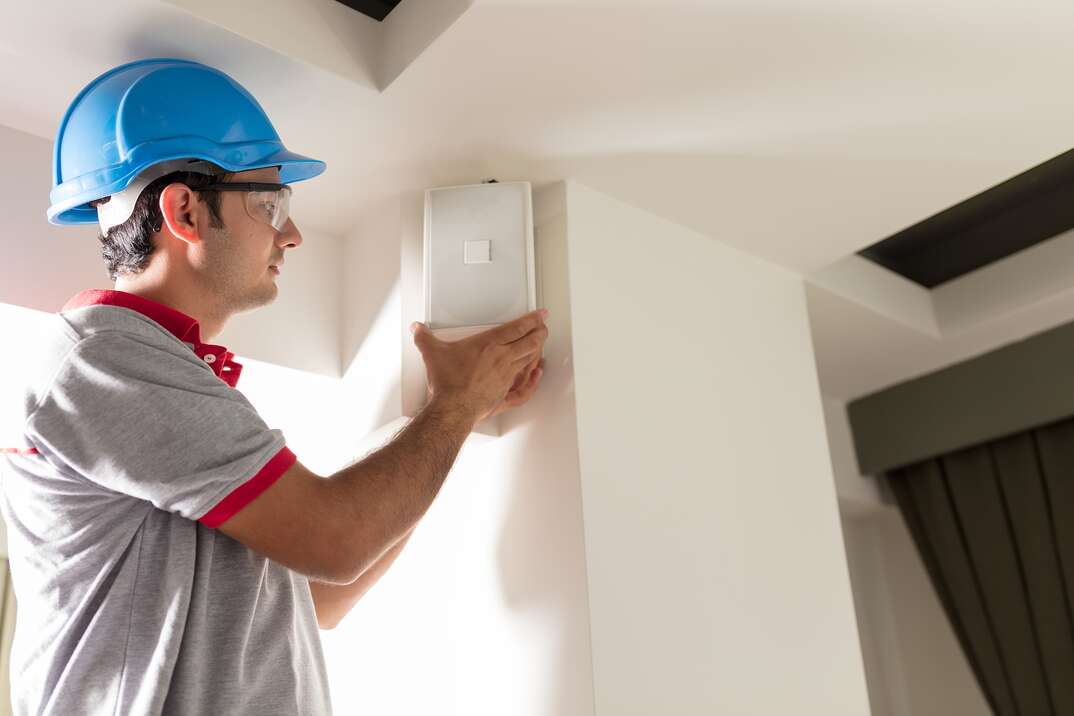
[158,182,203,245]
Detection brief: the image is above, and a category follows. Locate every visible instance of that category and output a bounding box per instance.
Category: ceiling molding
[859,148,1074,288]
[334,0,401,22]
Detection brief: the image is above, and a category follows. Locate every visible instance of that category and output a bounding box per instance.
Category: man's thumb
[411,321,427,344]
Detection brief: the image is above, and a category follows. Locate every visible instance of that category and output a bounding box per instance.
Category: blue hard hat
[47,57,326,226]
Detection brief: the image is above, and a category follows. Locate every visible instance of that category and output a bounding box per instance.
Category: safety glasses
[200,182,292,232]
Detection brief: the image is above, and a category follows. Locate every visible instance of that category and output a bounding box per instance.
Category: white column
[564,181,871,714]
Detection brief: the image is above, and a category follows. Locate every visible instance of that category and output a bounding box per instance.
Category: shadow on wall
[341,193,403,363]
[491,204,594,715]
[341,294,405,445]
[335,187,405,440]
[339,193,405,433]
[494,344,591,715]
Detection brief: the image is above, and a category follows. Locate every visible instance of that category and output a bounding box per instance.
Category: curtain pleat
[995,432,1074,714]
[888,420,1074,716]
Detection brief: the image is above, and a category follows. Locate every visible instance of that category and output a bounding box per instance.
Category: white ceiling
[4,0,1074,400]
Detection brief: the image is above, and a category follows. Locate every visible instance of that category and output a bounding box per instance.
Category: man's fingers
[410,321,439,352]
[514,356,539,388]
[508,325,548,363]
[504,360,543,406]
[494,309,549,345]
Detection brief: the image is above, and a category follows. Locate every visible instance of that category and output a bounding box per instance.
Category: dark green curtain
[888,418,1074,716]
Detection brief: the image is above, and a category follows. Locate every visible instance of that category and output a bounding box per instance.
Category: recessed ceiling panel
[859,148,1074,289]
[333,0,402,22]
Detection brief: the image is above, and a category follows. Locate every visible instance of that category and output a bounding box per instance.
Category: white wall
[564,181,870,714]
[840,510,991,716]
[1,123,105,315]
[822,396,887,515]
[0,304,57,558]
[339,193,403,443]
[823,396,990,715]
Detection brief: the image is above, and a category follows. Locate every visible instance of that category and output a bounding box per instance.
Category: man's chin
[232,284,277,314]
[255,284,278,307]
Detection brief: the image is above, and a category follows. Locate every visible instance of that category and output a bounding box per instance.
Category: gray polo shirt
[0,289,331,715]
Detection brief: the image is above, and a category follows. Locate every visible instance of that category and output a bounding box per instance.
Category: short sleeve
[24,330,297,527]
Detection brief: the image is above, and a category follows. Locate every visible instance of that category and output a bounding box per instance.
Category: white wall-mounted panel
[403,176,543,438]
[424,181,536,330]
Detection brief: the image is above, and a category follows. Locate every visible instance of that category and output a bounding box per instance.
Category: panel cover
[424,182,536,330]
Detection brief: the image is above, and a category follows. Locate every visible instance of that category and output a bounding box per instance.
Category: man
[0,58,547,714]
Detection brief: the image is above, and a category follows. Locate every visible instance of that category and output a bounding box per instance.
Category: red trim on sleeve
[0,448,39,456]
[198,446,298,529]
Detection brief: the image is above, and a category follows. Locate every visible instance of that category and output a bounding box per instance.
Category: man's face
[199,166,302,313]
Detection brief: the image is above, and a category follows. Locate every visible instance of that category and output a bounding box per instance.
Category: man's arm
[217,396,474,584]
[214,311,548,585]
[310,525,416,630]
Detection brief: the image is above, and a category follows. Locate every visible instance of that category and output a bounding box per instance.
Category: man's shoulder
[60,303,186,348]
[11,306,193,427]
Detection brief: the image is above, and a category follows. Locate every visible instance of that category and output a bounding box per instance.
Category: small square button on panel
[464,239,492,264]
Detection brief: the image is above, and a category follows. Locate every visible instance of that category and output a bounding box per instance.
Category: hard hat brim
[47,145,325,226]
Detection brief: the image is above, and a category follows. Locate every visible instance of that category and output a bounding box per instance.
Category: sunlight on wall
[0,303,50,418]
[312,188,594,716]
[0,303,58,558]
[315,411,590,716]
[227,355,352,477]
[339,277,404,463]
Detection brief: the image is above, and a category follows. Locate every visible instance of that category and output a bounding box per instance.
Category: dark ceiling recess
[334,0,402,21]
[859,148,1074,289]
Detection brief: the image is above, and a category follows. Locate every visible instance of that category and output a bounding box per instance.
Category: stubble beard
[203,223,277,316]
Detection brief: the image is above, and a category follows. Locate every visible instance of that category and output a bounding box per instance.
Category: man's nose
[278,218,303,249]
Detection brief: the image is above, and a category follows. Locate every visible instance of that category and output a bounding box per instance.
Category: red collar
[61,289,244,388]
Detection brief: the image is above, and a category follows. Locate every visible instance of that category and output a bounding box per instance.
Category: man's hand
[483,354,546,421]
[412,310,550,427]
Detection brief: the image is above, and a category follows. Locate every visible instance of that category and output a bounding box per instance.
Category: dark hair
[93,165,233,281]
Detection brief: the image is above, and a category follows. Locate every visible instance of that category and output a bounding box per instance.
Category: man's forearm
[326,395,473,582]
[310,525,415,629]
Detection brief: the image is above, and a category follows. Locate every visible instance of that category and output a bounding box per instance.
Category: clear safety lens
[244,185,292,232]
